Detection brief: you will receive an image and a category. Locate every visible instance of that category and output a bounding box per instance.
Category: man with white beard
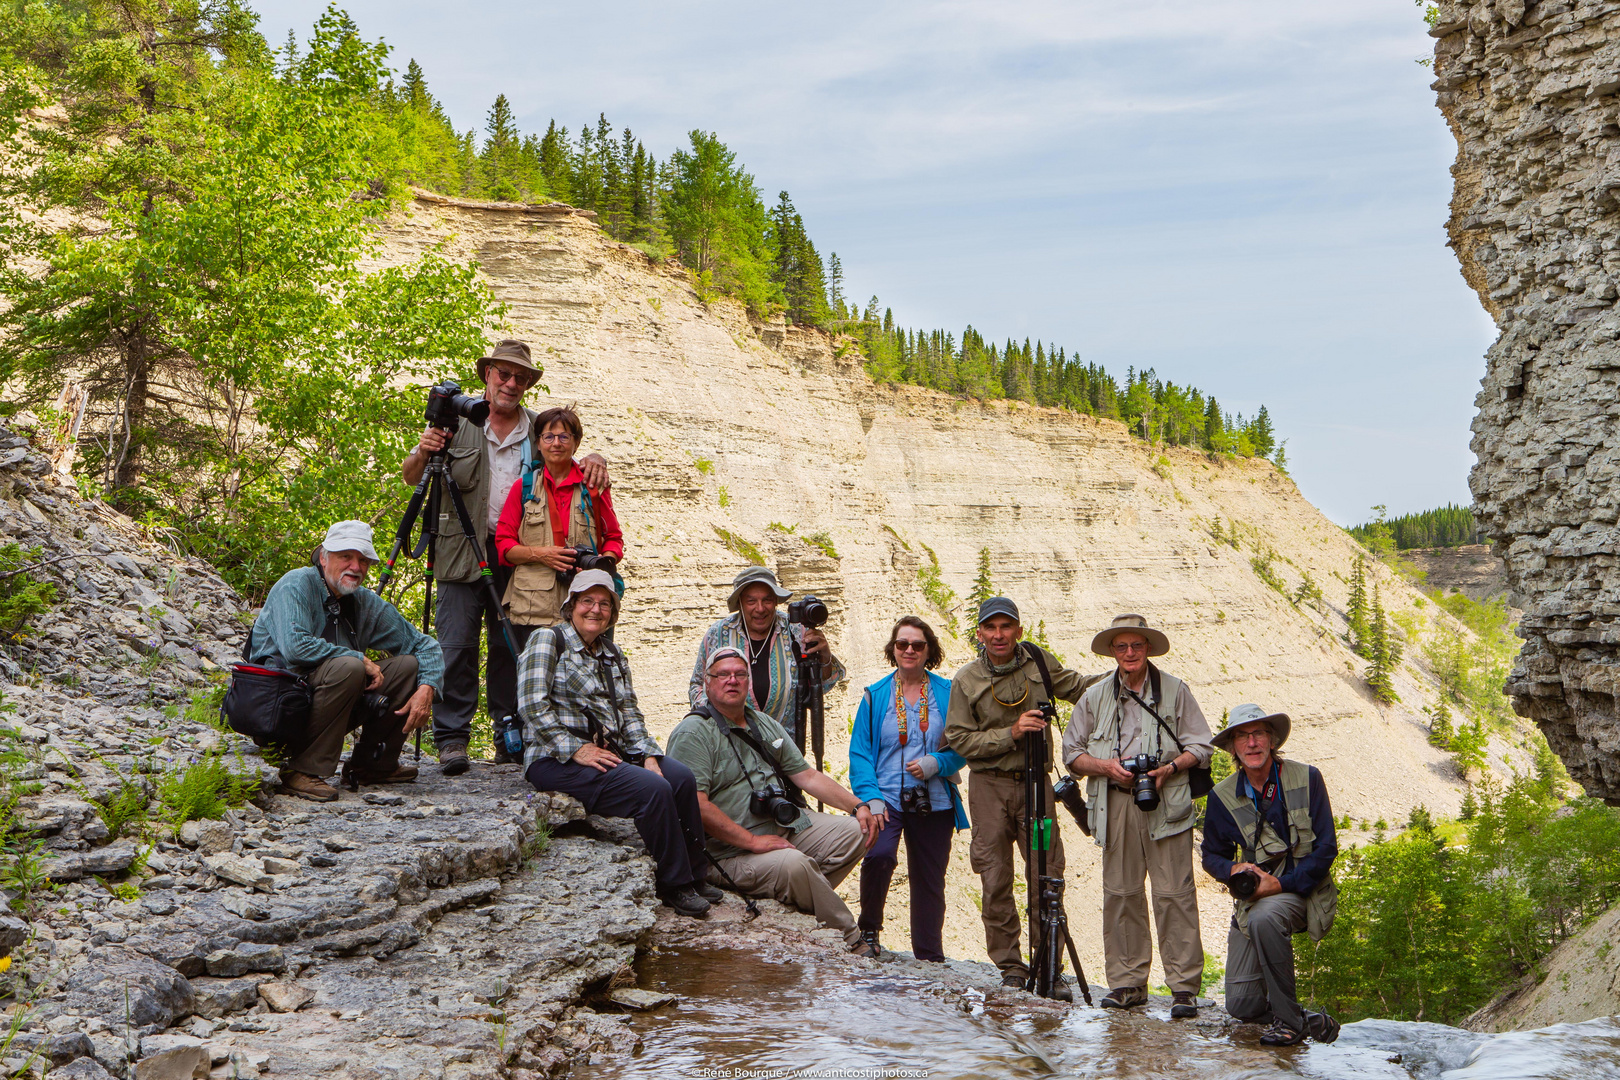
[248,521,443,801]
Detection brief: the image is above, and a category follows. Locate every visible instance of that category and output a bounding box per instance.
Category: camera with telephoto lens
[750,785,800,826]
[1123,753,1161,812]
[424,381,491,431]
[558,548,617,590]
[1053,774,1088,828]
[900,784,932,814]
[787,595,828,628]
[1227,868,1259,899]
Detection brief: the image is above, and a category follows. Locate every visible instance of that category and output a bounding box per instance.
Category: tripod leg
[376,472,434,595]
[1061,917,1093,1006]
[809,656,825,774]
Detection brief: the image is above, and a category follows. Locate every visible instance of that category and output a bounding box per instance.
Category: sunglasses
[893,640,928,652]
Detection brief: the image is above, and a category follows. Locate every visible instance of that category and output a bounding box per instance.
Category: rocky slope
[1431,0,1620,803]
[374,192,1534,971]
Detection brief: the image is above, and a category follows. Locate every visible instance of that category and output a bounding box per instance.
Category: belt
[978,767,1028,779]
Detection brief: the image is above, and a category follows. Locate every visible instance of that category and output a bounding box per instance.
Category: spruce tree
[1248,405,1276,459]
[969,547,996,613]
[1347,556,1369,654]
[482,94,522,202]
[1365,583,1400,703]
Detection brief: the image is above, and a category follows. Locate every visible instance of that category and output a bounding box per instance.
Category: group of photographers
[241,336,1341,1047]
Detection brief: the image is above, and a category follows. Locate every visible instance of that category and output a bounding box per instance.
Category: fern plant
[158,749,259,825]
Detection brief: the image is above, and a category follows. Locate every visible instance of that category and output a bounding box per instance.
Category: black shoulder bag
[1120,663,1214,798]
[222,623,312,746]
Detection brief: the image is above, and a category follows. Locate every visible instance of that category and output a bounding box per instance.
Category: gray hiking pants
[1224,892,1308,1033]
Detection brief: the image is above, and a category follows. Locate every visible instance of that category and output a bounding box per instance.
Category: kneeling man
[1202,704,1341,1046]
[249,521,441,801]
[667,648,881,955]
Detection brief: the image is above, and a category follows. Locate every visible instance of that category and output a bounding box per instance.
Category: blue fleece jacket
[849,670,969,830]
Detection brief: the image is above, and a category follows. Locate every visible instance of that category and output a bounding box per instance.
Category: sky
[260,0,1497,526]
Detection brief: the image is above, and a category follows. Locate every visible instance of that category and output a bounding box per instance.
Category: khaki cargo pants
[1102,786,1204,994]
[713,810,865,945]
[968,770,1065,978]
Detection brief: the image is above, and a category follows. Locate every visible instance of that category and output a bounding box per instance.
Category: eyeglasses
[708,672,749,683]
[574,598,613,612]
[539,432,576,444]
[489,365,537,386]
[893,640,928,653]
[1113,642,1148,654]
[1235,729,1272,743]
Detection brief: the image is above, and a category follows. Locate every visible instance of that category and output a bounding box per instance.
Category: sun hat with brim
[475,338,543,385]
[1212,702,1291,753]
[322,520,379,562]
[1091,613,1170,657]
[977,596,1020,625]
[727,566,791,612]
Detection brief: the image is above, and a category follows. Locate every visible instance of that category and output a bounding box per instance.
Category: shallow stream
[575,948,1620,1080]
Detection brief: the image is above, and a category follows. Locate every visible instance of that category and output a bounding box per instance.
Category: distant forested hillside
[1349,505,1479,551]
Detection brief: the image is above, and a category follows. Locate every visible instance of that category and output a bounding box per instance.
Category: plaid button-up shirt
[517,622,661,767]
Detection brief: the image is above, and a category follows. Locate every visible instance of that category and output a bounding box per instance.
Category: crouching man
[667,648,882,955]
[1201,704,1341,1046]
[249,521,442,801]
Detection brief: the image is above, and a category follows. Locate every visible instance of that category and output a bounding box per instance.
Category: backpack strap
[519,435,542,504]
[1024,643,1057,703]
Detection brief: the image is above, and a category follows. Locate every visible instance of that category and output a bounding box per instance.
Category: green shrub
[157,749,259,824]
[95,775,149,839]
[915,543,958,638]
[0,544,56,639]
[711,526,764,566]
[802,530,837,559]
[184,683,228,731]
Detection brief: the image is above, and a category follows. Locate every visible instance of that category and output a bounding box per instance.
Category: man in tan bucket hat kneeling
[1061,614,1214,1017]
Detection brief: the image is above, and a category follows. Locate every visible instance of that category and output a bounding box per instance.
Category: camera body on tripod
[1122,752,1162,812]
[787,595,828,628]
[424,381,490,431]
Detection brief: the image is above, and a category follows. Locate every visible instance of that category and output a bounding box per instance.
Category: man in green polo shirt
[667,647,881,955]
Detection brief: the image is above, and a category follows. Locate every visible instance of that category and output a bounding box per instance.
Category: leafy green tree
[665,130,777,313]
[1424,699,1454,748]
[481,93,524,201]
[1450,718,1488,779]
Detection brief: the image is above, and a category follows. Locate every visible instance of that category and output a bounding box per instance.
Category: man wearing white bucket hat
[1202,703,1341,1047]
[247,521,443,801]
[1061,613,1214,1017]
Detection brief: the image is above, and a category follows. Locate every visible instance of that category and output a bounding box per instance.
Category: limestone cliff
[379,193,1525,969]
[1432,0,1620,803]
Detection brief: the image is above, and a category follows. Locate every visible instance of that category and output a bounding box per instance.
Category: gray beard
[331,578,360,596]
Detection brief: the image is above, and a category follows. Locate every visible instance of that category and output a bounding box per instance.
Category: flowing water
[574,948,1620,1080]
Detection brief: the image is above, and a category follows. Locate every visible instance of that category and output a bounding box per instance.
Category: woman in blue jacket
[850,616,969,960]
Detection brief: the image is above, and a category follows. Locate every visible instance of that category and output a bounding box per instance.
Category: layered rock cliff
[1432,0,1620,802]
[378,193,1528,968]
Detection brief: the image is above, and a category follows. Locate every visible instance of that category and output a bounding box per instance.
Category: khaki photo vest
[502,480,597,626]
[1080,668,1196,849]
[1211,757,1338,942]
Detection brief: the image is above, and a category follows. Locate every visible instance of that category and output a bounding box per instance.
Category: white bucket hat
[1213,703,1291,752]
[322,520,379,562]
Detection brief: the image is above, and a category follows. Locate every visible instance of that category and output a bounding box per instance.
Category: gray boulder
[64,948,194,1029]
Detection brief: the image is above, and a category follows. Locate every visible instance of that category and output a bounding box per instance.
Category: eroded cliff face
[378,192,1515,968]
[1433,0,1620,803]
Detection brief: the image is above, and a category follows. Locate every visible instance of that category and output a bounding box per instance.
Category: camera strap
[695,705,808,808]
[1121,663,1215,798]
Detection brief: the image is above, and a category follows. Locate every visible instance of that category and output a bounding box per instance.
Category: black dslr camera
[1123,753,1161,812]
[1227,868,1260,899]
[424,381,491,431]
[350,692,394,727]
[900,785,931,814]
[558,548,617,590]
[750,785,800,826]
[1053,774,1090,836]
[787,595,828,628]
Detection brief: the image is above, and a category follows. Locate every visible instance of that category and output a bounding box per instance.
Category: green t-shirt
[666,704,811,859]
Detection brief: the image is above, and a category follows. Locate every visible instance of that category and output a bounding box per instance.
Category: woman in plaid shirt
[517,569,720,917]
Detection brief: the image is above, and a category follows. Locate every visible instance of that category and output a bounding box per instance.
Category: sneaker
[1001,972,1028,989]
[693,881,725,904]
[656,885,710,918]
[438,742,470,776]
[280,772,340,803]
[1171,991,1199,1019]
[1099,986,1148,1010]
[1305,1010,1341,1044]
[1259,1019,1306,1047]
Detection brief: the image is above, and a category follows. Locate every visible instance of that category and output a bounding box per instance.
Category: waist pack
[222,625,311,745]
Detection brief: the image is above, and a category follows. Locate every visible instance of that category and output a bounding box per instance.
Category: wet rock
[203,943,284,978]
[608,987,676,1011]
[255,981,312,1013]
[64,948,194,1029]
[132,1045,209,1080]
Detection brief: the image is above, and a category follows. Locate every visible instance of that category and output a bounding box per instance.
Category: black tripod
[376,442,521,760]
[789,637,825,773]
[1022,709,1093,1004]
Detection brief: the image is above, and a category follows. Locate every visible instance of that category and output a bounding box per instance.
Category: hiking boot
[492,744,523,765]
[656,885,710,918]
[351,763,419,785]
[1259,1019,1306,1047]
[1305,1010,1341,1044]
[1099,986,1147,1010]
[1050,979,1074,1003]
[853,929,881,958]
[1002,972,1028,989]
[438,742,470,776]
[280,772,340,803]
[1171,991,1199,1019]
[694,881,725,904]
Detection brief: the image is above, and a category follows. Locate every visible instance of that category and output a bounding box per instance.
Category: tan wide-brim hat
[727,566,791,612]
[475,338,543,385]
[1090,613,1170,657]
[1212,702,1291,753]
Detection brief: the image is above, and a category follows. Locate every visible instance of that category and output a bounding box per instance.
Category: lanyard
[894,678,930,747]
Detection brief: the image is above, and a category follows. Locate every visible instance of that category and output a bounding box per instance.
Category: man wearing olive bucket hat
[1061,614,1215,1017]
[1202,704,1341,1047]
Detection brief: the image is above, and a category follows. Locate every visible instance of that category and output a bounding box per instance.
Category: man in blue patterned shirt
[517,569,717,917]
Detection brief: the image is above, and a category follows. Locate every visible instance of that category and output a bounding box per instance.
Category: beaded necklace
[894,675,929,747]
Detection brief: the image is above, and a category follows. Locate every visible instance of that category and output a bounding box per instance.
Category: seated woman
[496,405,624,636]
[848,616,969,960]
[516,570,717,917]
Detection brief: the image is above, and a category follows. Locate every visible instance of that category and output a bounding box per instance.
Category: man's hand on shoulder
[579,453,610,492]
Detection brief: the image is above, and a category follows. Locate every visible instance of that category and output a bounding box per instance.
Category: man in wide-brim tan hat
[1060,613,1215,1017]
[1200,703,1341,1047]
[401,338,613,778]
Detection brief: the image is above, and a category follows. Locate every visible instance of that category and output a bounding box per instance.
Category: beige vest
[502,481,596,626]
[1211,757,1338,942]
[1081,669,1196,848]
